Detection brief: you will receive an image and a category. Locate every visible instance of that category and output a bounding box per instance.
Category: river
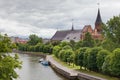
[15,53,68,80]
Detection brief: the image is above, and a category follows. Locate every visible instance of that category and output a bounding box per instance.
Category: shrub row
[53,45,120,77]
[17,43,53,54]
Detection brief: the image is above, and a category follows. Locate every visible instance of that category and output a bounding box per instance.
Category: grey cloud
[0,0,120,38]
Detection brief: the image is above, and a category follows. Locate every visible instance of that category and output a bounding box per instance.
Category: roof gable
[82,25,93,33]
[51,30,81,41]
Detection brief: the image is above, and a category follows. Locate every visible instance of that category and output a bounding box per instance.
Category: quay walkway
[47,55,106,80]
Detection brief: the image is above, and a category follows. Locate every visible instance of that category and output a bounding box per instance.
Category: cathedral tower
[95,8,102,33]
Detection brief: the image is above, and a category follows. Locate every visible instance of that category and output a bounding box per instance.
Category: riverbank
[13,50,47,58]
[47,55,106,80]
[14,51,119,80]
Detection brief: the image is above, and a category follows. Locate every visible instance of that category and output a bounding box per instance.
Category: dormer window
[74,37,76,39]
[67,37,69,39]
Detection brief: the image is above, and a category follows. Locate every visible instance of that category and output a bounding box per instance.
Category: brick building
[81,9,103,40]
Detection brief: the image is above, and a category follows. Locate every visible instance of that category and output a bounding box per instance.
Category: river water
[16,53,68,80]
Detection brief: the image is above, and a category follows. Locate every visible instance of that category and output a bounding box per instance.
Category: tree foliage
[53,46,61,58]
[82,32,94,47]
[75,47,88,69]
[0,34,22,80]
[27,34,42,45]
[102,16,120,51]
[87,47,102,71]
[97,50,110,71]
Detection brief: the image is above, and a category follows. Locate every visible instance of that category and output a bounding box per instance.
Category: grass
[52,55,120,80]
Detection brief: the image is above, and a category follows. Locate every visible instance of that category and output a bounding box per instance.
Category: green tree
[51,41,60,46]
[97,50,110,72]
[87,47,102,71]
[83,48,90,70]
[75,41,83,50]
[94,39,101,47]
[75,47,88,69]
[53,46,61,58]
[101,39,117,52]
[103,16,120,50]
[27,34,42,45]
[59,41,70,47]
[70,40,76,50]
[0,34,22,80]
[58,50,66,61]
[65,49,74,65]
[62,45,72,50]
[82,32,94,47]
[43,44,53,54]
[0,34,11,53]
[109,48,120,77]
[102,54,112,75]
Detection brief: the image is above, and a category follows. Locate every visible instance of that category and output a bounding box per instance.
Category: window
[74,37,76,39]
[67,37,69,39]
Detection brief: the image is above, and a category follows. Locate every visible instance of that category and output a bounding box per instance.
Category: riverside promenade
[47,55,106,80]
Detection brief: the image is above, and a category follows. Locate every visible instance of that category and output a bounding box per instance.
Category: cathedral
[51,8,103,42]
[81,9,103,40]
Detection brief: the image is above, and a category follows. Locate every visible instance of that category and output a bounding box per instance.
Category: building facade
[81,9,103,40]
[51,8,103,42]
[51,27,82,42]
[10,36,28,44]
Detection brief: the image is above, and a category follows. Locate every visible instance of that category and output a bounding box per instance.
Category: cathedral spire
[71,19,74,31]
[95,8,102,33]
[95,8,102,25]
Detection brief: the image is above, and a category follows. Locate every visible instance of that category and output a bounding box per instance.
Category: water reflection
[16,53,68,80]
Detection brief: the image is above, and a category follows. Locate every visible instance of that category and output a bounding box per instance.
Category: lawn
[52,55,120,80]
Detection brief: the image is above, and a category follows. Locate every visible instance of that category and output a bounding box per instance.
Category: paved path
[47,55,78,76]
[47,55,106,80]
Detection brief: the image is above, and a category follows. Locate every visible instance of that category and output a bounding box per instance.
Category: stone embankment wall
[13,50,46,58]
[50,62,77,80]
[78,73,106,80]
[47,56,106,80]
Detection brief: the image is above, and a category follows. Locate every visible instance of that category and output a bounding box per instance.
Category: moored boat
[41,60,49,66]
[39,58,44,62]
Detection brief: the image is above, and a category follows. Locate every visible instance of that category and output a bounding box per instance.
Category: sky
[0,0,120,38]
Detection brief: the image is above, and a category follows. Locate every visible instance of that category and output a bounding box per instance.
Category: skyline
[0,0,120,38]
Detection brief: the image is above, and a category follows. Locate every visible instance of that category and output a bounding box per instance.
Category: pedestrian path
[47,55,106,80]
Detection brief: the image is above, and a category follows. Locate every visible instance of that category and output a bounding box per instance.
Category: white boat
[39,58,44,62]
[41,61,49,66]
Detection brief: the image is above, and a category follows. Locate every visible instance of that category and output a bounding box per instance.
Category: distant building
[43,38,50,44]
[81,8,103,40]
[51,8,103,42]
[51,26,82,42]
[10,36,28,44]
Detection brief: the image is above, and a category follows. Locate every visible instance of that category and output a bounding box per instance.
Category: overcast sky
[0,0,120,38]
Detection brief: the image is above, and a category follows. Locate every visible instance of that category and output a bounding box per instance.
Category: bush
[97,50,110,71]
[58,50,66,61]
[109,48,120,77]
[87,47,102,71]
[102,48,120,77]
[64,49,74,63]
[62,45,72,50]
[102,54,112,75]
[53,46,61,58]
[83,48,90,70]
[75,47,88,69]
[59,41,70,47]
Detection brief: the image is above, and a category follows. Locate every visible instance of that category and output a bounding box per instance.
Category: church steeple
[95,8,102,33]
[95,8,102,25]
[71,23,74,31]
[71,19,74,31]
